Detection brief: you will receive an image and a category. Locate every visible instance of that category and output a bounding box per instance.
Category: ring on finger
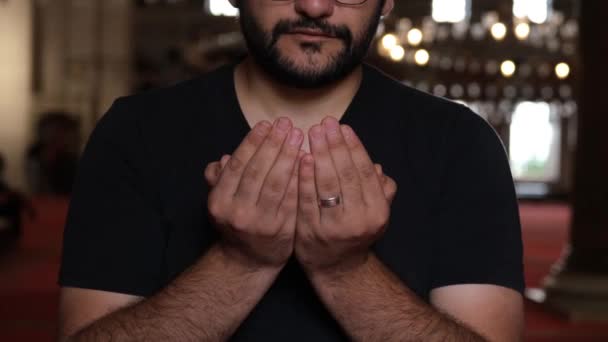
[318,195,341,208]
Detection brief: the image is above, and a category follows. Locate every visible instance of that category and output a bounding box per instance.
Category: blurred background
[0,0,606,340]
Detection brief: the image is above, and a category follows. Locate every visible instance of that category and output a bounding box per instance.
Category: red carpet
[1,198,607,341]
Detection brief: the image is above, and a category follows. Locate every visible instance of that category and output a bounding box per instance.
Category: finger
[204,161,222,187]
[375,164,382,177]
[340,125,385,206]
[220,154,231,170]
[384,175,398,204]
[322,117,363,210]
[258,127,304,214]
[235,117,292,203]
[215,121,272,197]
[309,124,343,220]
[374,164,389,196]
[279,150,305,233]
[297,153,320,229]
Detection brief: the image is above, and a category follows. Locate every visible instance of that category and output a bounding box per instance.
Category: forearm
[308,254,487,342]
[68,243,282,341]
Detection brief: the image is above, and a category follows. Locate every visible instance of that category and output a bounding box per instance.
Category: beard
[238,1,384,89]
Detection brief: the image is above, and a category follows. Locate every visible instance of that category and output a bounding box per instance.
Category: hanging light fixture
[415,49,430,66]
[515,22,531,40]
[491,22,508,41]
[407,28,423,46]
[381,33,398,50]
[555,62,571,79]
[501,60,517,77]
[389,46,406,62]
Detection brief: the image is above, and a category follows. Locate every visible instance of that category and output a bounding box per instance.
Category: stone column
[531,0,608,320]
[0,0,33,189]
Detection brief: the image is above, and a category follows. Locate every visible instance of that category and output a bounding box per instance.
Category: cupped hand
[204,118,304,269]
[295,117,397,276]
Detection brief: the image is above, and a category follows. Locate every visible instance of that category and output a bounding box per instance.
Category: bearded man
[59,1,524,340]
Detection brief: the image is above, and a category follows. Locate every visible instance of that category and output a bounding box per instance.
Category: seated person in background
[0,154,26,239]
[58,0,524,341]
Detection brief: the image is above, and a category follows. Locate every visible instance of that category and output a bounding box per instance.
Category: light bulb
[501,60,516,77]
[415,49,430,66]
[381,34,398,50]
[491,22,507,41]
[389,46,406,62]
[515,22,530,40]
[555,62,571,79]
[407,28,423,46]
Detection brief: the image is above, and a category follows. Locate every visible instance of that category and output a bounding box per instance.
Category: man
[59,0,524,341]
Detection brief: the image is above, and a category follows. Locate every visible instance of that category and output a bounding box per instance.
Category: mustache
[270,18,352,46]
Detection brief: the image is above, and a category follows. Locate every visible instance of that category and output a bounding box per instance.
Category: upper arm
[430,284,524,342]
[58,287,143,339]
[427,110,525,340]
[430,110,525,293]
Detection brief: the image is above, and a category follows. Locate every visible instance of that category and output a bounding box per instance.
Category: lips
[288,29,335,38]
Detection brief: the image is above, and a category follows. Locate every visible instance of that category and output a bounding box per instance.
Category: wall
[0,0,32,190]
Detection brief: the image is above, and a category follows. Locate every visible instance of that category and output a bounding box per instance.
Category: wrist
[215,242,287,275]
[305,251,373,283]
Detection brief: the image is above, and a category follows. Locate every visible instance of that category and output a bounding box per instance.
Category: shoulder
[362,64,497,158]
[362,64,484,135]
[97,65,233,138]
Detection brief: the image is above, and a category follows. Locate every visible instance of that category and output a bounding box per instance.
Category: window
[509,101,561,182]
[432,0,470,23]
[207,0,238,17]
[513,0,552,24]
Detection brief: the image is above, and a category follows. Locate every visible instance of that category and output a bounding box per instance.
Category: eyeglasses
[271,0,369,5]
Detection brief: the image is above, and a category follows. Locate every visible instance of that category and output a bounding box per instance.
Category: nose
[294,0,335,19]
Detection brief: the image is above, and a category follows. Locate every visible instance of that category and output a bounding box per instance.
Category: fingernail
[303,154,314,165]
[323,117,340,133]
[340,125,353,140]
[255,121,272,135]
[276,117,291,132]
[309,125,324,141]
[289,128,303,146]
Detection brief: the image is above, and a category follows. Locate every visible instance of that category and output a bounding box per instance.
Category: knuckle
[360,164,377,180]
[281,144,299,158]
[207,199,224,219]
[326,136,343,150]
[268,131,286,148]
[267,177,286,195]
[319,178,337,192]
[245,130,265,147]
[300,191,317,206]
[284,186,298,203]
[300,166,314,182]
[243,163,262,181]
[227,155,245,172]
[338,166,358,183]
[349,135,363,149]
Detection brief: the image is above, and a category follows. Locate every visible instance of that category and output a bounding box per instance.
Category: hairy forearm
[308,254,487,342]
[68,244,282,341]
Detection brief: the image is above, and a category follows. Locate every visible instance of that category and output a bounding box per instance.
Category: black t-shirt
[59,63,524,340]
